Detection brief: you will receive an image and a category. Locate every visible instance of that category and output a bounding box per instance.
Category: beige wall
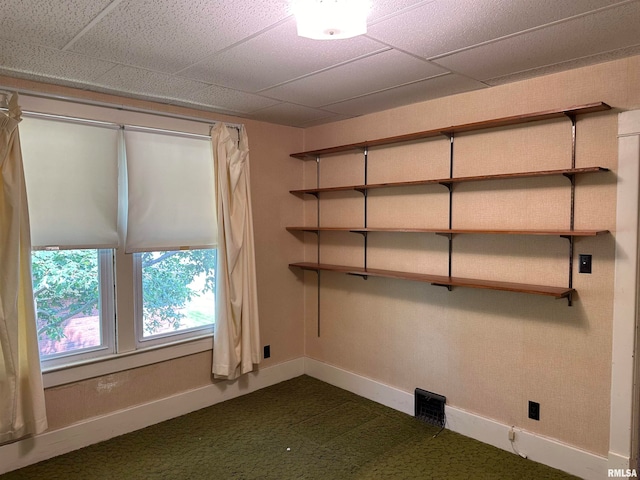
[298,55,640,457]
[0,75,305,432]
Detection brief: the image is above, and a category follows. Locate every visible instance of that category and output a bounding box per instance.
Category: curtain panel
[0,93,47,443]
[211,123,260,380]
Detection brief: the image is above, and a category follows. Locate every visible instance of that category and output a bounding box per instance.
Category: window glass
[135,249,216,344]
[32,249,114,363]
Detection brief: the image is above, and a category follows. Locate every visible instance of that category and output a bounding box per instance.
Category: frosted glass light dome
[294,0,370,40]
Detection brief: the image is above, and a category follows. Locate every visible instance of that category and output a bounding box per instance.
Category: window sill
[42,334,213,388]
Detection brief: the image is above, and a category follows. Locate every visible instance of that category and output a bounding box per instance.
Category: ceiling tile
[261,49,448,107]
[485,44,640,86]
[432,1,640,81]
[0,0,114,49]
[299,113,355,128]
[92,65,208,100]
[324,73,488,116]
[366,0,628,59]
[249,103,342,127]
[179,18,388,92]
[69,0,291,74]
[0,68,95,93]
[367,0,435,22]
[0,40,117,83]
[181,84,281,114]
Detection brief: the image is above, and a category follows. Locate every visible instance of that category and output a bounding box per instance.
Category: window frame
[40,239,216,388]
[36,249,116,370]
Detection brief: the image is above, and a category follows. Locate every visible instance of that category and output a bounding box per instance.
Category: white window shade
[124,129,216,253]
[20,116,120,250]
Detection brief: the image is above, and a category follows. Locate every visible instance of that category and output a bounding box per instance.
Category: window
[32,249,115,366]
[134,250,216,347]
[18,104,219,375]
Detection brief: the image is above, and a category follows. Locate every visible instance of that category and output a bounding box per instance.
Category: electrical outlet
[263,345,271,359]
[579,254,592,274]
[508,428,516,441]
[528,401,540,421]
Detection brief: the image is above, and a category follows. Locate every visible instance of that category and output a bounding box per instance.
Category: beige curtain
[211,123,260,380]
[0,93,47,443]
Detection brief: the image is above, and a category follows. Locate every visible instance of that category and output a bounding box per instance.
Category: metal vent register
[415,388,446,428]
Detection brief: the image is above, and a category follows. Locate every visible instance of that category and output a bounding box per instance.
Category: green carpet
[1,375,579,479]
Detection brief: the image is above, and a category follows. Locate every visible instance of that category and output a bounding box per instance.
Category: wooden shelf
[290,102,611,160]
[290,262,574,299]
[286,227,609,236]
[290,167,609,195]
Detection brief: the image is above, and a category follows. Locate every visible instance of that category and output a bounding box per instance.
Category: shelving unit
[288,102,612,321]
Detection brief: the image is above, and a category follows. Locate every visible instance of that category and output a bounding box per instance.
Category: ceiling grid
[0,0,638,127]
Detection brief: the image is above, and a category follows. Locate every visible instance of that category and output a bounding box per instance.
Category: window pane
[139,249,216,339]
[32,249,110,359]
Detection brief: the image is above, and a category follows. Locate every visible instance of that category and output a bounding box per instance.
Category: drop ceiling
[1,0,639,128]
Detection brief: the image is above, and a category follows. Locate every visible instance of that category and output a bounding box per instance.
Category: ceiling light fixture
[294,0,371,40]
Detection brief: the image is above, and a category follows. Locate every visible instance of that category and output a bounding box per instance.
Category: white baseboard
[0,357,305,475]
[304,356,415,415]
[304,357,608,480]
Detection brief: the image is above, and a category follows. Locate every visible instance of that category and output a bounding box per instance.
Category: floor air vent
[415,388,446,428]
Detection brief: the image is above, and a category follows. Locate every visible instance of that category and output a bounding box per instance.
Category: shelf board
[287,227,441,233]
[290,262,574,299]
[290,167,609,195]
[290,102,611,159]
[286,227,609,236]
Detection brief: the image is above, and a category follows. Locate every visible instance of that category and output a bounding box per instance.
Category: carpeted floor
[1,375,579,479]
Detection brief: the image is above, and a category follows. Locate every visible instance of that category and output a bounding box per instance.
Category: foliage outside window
[32,249,112,360]
[137,249,216,342]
